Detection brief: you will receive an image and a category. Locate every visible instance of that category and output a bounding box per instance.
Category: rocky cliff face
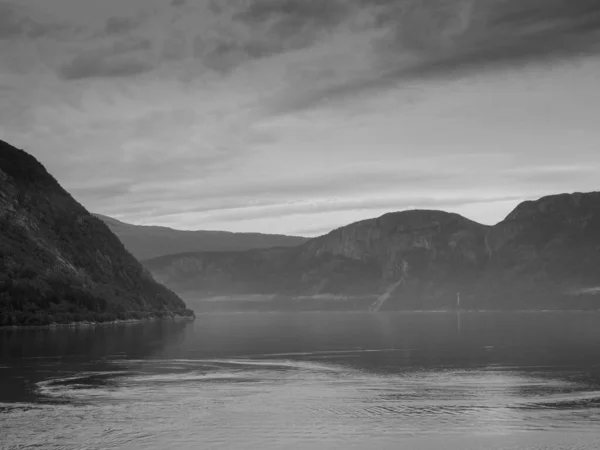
[295,210,490,309]
[95,214,308,260]
[0,140,194,326]
[145,210,492,310]
[474,192,600,310]
[144,192,600,311]
[305,210,489,281]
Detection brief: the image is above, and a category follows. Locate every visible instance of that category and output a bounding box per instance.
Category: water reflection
[2,312,600,450]
[0,319,192,360]
[0,320,192,403]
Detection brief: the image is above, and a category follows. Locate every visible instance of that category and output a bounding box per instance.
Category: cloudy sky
[1,0,599,236]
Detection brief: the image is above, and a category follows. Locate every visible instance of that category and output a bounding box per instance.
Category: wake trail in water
[112,357,355,374]
[242,348,412,359]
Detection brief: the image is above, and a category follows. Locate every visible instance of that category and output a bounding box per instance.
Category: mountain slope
[144,192,600,311]
[94,214,308,260]
[144,210,491,310]
[0,140,194,326]
[474,192,600,309]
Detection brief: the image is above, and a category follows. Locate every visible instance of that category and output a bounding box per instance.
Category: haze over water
[1,312,600,449]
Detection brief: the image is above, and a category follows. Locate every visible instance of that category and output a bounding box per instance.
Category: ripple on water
[1,357,599,450]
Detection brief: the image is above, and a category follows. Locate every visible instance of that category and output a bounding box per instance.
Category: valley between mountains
[114,193,600,312]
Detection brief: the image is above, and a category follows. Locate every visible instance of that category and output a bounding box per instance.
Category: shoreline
[0,314,195,331]
[4,309,600,327]
[189,308,600,315]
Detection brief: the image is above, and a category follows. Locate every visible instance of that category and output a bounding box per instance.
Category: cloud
[60,58,152,80]
[0,1,68,40]
[58,37,154,79]
[237,0,350,29]
[85,153,515,221]
[3,0,600,236]
[378,0,600,63]
[501,165,600,188]
[191,195,527,223]
[105,16,140,35]
[183,0,359,73]
[127,193,529,235]
[69,180,133,201]
[0,2,28,39]
[260,0,600,115]
[162,30,188,60]
[202,167,457,199]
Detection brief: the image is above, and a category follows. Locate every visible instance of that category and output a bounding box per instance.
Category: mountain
[94,214,308,260]
[144,192,600,312]
[144,210,490,311]
[475,192,600,310]
[0,140,194,326]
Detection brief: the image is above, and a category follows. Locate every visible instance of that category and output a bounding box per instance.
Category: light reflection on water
[2,312,600,449]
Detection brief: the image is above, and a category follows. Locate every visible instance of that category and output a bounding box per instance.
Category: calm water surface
[2,312,600,449]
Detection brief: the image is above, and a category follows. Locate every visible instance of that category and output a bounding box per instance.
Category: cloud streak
[2,0,600,235]
[104,15,141,35]
[58,36,153,79]
[0,1,71,40]
[192,195,528,223]
[262,0,600,115]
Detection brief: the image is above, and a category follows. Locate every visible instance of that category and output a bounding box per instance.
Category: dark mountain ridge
[477,191,600,309]
[0,140,194,326]
[144,192,600,312]
[94,213,308,260]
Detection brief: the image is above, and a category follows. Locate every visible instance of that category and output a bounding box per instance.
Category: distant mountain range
[2,139,599,319]
[0,140,193,326]
[94,214,308,260]
[144,192,600,312]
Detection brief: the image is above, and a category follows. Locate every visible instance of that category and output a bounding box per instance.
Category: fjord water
[2,312,600,449]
